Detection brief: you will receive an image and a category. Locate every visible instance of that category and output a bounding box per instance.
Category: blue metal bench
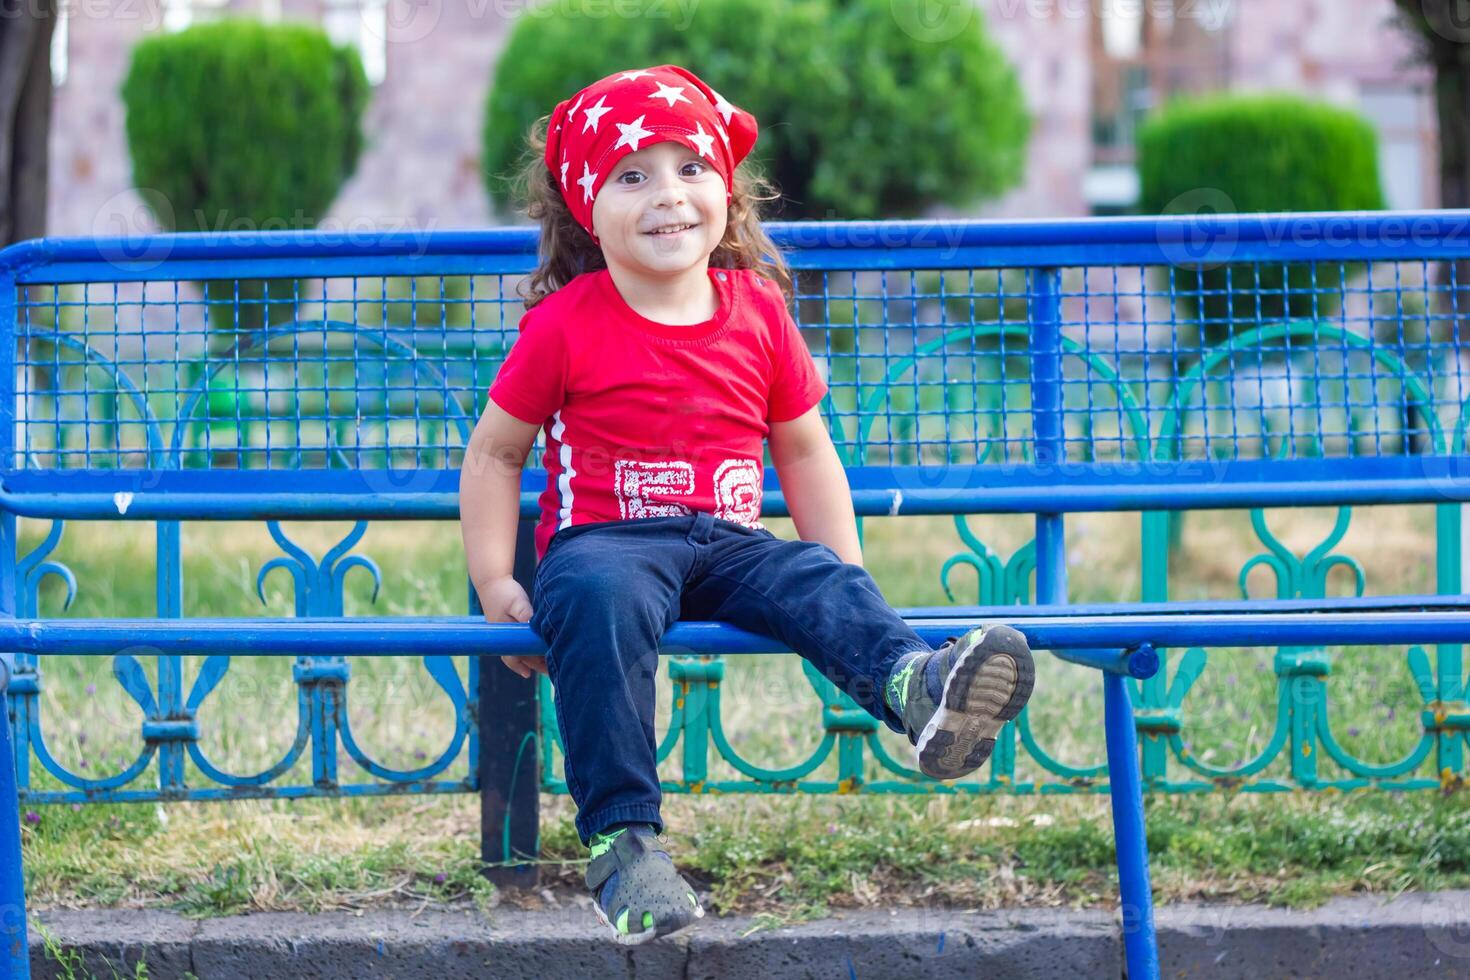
[6,213,1470,979]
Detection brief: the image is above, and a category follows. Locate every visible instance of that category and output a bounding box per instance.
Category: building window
[1088,2,1232,213]
[322,0,387,86]
[50,4,68,87]
[1100,0,1143,61]
[161,0,231,33]
[1358,84,1434,211]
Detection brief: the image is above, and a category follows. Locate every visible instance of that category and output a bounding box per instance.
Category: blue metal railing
[6,211,1470,978]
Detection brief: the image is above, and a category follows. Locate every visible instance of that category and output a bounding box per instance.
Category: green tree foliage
[481,0,1030,221]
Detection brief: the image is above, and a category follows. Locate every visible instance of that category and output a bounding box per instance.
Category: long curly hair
[508,113,793,310]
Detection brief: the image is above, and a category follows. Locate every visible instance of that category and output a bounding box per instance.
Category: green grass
[11,504,1463,921]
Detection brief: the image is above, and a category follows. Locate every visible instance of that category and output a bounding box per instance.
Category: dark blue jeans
[529,512,933,845]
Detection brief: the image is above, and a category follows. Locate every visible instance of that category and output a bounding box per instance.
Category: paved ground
[22,889,1470,978]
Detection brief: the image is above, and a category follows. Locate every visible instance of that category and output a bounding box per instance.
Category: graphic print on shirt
[614,459,696,519]
[712,458,764,528]
[485,268,830,559]
[551,410,577,529]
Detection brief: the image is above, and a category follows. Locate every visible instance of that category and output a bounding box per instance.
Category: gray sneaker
[888,624,1035,780]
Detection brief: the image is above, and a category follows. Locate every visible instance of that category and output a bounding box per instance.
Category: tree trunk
[1435,46,1470,211]
[1393,4,1470,317]
[0,0,57,248]
[1394,1,1470,448]
[1429,21,1470,319]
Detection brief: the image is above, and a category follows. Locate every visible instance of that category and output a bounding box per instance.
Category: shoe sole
[914,625,1035,781]
[592,883,705,946]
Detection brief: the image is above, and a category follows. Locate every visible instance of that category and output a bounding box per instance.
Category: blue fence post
[0,267,28,979]
[478,517,540,888]
[156,521,187,795]
[1030,268,1066,604]
[1031,265,1158,975]
[0,653,27,980]
[1106,668,1159,980]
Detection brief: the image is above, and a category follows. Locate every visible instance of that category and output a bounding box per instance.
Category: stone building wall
[40,0,1441,238]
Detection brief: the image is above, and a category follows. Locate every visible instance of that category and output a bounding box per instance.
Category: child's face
[591,140,728,279]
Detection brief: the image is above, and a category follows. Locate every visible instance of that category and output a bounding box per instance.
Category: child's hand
[478,576,548,679]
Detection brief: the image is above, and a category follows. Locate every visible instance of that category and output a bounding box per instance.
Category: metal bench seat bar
[912,594,1470,617]
[2,609,1467,666]
[4,456,1470,520]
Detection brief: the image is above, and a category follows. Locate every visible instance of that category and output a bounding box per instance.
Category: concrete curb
[23,890,1470,979]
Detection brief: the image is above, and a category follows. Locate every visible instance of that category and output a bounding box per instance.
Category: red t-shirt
[488,266,829,559]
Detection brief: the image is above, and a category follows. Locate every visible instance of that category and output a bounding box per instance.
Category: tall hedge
[122,19,369,332]
[482,0,1029,221]
[1137,94,1385,342]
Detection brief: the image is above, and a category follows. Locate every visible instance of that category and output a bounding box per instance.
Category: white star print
[650,82,691,108]
[613,114,655,152]
[581,95,612,134]
[619,69,654,82]
[560,159,570,189]
[566,94,583,123]
[717,122,729,147]
[688,123,716,160]
[709,88,736,125]
[577,162,597,202]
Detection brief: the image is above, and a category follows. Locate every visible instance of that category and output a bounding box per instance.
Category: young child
[459,64,1035,945]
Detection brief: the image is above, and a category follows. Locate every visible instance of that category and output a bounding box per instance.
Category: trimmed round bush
[1137,93,1385,341]
[122,19,369,332]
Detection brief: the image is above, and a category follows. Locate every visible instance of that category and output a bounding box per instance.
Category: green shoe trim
[589,826,627,861]
[885,654,921,715]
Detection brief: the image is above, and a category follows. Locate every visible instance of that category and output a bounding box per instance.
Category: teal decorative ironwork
[5,222,1470,810]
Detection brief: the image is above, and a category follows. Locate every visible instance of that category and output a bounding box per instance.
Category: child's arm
[768,405,863,566]
[459,400,546,677]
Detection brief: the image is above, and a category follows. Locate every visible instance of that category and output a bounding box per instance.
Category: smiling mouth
[645,223,698,236]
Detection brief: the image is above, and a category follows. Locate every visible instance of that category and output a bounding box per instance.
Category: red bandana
[543,64,759,243]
